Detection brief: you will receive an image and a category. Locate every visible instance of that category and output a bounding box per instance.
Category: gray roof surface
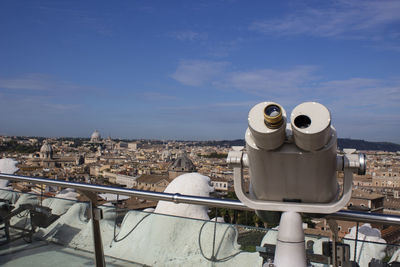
[169,154,196,171]
[0,240,142,267]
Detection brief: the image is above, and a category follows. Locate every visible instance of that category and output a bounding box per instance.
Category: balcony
[1,174,400,267]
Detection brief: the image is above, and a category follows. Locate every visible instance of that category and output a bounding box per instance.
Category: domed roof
[161,150,171,157]
[169,153,196,172]
[176,150,186,157]
[40,140,53,153]
[91,130,101,139]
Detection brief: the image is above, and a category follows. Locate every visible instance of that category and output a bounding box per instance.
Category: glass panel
[103,203,264,266]
[1,188,400,267]
[0,189,96,266]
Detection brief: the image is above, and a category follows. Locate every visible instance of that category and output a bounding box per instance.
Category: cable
[110,201,242,263]
[198,218,243,262]
[113,213,150,243]
[109,194,151,246]
[21,212,32,243]
[111,194,119,246]
[211,207,217,260]
[16,209,29,218]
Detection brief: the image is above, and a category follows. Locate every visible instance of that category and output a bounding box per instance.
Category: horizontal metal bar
[1,173,400,225]
[0,173,250,210]
[327,210,400,226]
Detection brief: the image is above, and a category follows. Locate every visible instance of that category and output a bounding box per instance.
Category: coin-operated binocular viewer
[227,102,366,267]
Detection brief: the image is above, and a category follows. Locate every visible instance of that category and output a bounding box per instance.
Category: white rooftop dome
[40,140,53,153]
[40,140,53,159]
[91,130,101,142]
[91,130,101,139]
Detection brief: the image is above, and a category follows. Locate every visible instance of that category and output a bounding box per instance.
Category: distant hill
[200,138,400,152]
[337,138,400,152]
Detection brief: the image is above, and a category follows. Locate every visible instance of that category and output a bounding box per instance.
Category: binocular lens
[294,115,311,129]
[264,104,283,129]
[265,105,280,117]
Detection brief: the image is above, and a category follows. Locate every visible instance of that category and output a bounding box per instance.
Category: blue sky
[0,0,400,142]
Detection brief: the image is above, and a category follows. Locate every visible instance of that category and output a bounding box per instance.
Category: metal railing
[1,173,400,267]
[1,173,400,225]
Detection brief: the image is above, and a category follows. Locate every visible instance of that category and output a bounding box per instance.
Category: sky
[0,0,399,142]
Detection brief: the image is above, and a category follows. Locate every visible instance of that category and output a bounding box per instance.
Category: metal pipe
[354,222,359,262]
[327,210,400,226]
[84,190,106,267]
[0,173,250,210]
[1,173,400,225]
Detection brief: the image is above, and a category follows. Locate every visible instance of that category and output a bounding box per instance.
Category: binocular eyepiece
[228,100,366,212]
[249,101,332,152]
[263,104,284,129]
[246,101,338,205]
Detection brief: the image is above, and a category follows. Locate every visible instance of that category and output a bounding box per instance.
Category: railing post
[327,219,338,267]
[354,222,359,262]
[82,191,105,267]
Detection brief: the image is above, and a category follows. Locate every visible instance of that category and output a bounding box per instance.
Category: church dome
[40,140,53,159]
[90,130,101,142]
[169,153,196,172]
[161,150,172,161]
[40,140,52,153]
[91,130,101,139]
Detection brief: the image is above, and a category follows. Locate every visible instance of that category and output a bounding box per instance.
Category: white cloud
[170,60,228,86]
[207,38,243,58]
[0,73,88,92]
[38,5,112,36]
[43,103,81,111]
[142,92,177,101]
[171,60,316,97]
[219,66,316,96]
[171,61,399,111]
[318,77,400,108]
[170,60,400,142]
[170,31,207,41]
[250,0,400,40]
[0,73,55,90]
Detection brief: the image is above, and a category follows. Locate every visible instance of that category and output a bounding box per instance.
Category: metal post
[327,219,338,267]
[40,185,43,205]
[354,222,359,262]
[83,191,105,267]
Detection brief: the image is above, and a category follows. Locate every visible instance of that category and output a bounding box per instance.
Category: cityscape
[1,131,400,243]
[1,1,400,265]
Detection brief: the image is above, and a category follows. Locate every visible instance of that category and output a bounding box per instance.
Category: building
[90,130,101,143]
[128,142,138,151]
[168,152,196,179]
[135,174,170,192]
[40,140,53,159]
[347,190,385,213]
[210,177,230,192]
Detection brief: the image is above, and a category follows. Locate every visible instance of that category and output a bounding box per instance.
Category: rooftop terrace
[1,174,400,267]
